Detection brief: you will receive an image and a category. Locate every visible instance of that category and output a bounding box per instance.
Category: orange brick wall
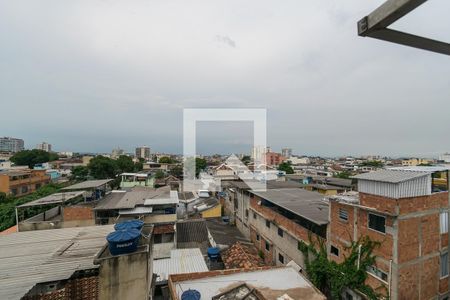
[63,206,94,221]
[359,193,397,214]
[398,192,448,214]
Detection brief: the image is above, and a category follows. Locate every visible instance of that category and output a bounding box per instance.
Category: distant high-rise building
[281,148,292,158]
[36,142,52,152]
[0,137,24,153]
[251,146,268,164]
[135,146,151,160]
[111,147,125,159]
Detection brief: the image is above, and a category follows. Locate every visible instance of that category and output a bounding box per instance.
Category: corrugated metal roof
[249,188,329,225]
[61,179,113,190]
[144,198,179,206]
[119,206,153,215]
[0,225,113,300]
[153,248,208,282]
[352,169,431,183]
[17,191,85,208]
[94,186,171,210]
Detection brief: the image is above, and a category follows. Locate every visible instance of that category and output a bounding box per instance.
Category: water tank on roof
[106,229,141,255]
[207,247,220,261]
[114,219,144,231]
[181,289,201,300]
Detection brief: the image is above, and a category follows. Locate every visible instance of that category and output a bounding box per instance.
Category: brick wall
[398,192,448,214]
[63,206,94,221]
[359,193,397,214]
[23,276,98,300]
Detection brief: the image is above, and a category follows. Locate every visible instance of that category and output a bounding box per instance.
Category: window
[245,209,249,219]
[345,292,353,300]
[441,212,449,234]
[256,234,260,241]
[330,245,339,257]
[278,253,284,264]
[441,252,449,278]
[368,213,385,233]
[265,220,270,228]
[367,265,388,282]
[278,228,284,237]
[10,188,17,196]
[21,186,28,194]
[253,212,257,219]
[339,208,348,221]
[265,240,270,251]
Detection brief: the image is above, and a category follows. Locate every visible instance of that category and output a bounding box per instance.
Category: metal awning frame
[358,0,450,55]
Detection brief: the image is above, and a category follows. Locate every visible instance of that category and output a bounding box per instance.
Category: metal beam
[368,29,450,56]
[359,0,428,34]
[358,0,450,56]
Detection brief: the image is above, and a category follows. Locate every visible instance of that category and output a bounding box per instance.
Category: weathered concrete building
[328,167,450,300]
[248,188,328,268]
[0,169,50,196]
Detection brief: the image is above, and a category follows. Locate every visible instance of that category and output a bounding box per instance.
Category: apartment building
[0,169,50,196]
[265,151,285,166]
[135,146,151,160]
[0,137,24,153]
[402,158,432,166]
[35,142,52,152]
[247,188,329,268]
[220,180,301,239]
[328,167,450,300]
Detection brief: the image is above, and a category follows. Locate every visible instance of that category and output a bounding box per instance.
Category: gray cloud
[215,35,236,48]
[0,1,449,157]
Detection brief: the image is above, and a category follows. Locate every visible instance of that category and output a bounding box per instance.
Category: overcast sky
[1,0,449,157]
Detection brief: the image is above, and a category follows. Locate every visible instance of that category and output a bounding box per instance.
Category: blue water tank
[181,289,201,300]
[114,219,144,231]
[207,247,220,261]
[106,229,141,255]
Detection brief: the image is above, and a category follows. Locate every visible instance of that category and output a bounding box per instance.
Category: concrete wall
[249,208,307,268]
[144,214,176,224]
[201,204,222,218]
[98,249,150,300]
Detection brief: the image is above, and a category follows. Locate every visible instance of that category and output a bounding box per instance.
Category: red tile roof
[222,242,266,270]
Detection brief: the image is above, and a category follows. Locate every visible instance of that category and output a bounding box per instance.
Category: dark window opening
[265,240,270,251]
[265,220,270,228]
[278,253,284,264]
[331,245,339,256]
[368,213,386,233]
[278,228,284,237]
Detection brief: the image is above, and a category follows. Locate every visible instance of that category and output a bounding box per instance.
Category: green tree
[159,156,173,164]
[169,164,183,178]
[241,155,251,165]
[334,171,352,179]
[299,236,382,299]
[359,160,384,168]
[116,155,135,173]
[71,166,89,180]
[10,149,58,168]
[195,158,207,176]
[0,183,63,231]
[87,156,118,179]
[155,170,165,179]
[278,161,294,174]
